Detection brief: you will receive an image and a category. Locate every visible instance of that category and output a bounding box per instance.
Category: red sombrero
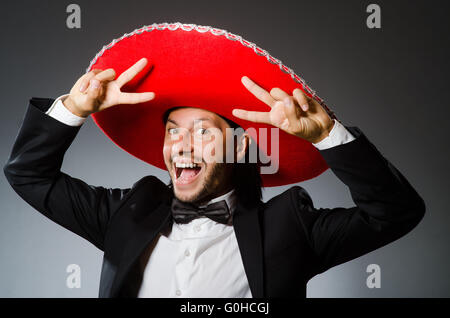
[87,22,336,187]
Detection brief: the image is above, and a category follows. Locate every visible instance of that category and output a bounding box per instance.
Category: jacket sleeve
[3,97,135,251]
[290,126,426,274]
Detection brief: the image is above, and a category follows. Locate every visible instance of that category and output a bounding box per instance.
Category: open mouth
[173,161,203,185]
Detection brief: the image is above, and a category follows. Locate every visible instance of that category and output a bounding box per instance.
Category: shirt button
[175,289,182,296]
[194,225,201,232]
[184,249,190,257]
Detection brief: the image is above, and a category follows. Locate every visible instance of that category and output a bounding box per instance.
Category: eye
[168,127,179,135]
[195,128,210,136]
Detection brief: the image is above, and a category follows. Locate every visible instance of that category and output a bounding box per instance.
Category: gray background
[0,0,448,297]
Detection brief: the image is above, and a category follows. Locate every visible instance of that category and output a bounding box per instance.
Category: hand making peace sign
[64,57,155,118]
[232,76,335,144]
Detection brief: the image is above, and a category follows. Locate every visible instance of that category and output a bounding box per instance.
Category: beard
[171,162,231,205]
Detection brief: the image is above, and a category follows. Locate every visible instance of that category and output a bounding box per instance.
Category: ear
[236,133,251,162]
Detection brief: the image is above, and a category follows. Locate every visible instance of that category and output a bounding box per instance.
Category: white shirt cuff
[313,119,356,150]
[45,94,87,127]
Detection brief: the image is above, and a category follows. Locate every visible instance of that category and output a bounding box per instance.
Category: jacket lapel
[232,201,265,298]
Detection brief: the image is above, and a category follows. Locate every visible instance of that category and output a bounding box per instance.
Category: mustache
[171,154,205,164]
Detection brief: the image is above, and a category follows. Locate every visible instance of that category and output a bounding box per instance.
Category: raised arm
[3,58,156,250]
[233,76,425,273]
[291,126,425,273]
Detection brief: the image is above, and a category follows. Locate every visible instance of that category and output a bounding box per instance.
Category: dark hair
[162,107,263,207]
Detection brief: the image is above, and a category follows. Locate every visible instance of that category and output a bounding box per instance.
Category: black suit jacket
[3,97,425,298]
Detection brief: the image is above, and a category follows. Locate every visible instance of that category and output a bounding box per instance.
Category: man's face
[163,107,236,204]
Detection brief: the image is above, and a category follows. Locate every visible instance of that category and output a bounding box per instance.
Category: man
[4,53,424,297]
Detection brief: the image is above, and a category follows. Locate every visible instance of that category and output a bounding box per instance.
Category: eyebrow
[166,118,213,125]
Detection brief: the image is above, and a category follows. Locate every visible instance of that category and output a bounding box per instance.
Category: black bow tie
[171,198,231,225]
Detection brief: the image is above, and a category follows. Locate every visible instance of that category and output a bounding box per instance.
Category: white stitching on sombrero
[86,22,336,120]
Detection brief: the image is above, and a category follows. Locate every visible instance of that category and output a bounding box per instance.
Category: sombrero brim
[87,22,335,187]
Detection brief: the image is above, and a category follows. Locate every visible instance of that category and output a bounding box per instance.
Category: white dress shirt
[136,190,253,298]
[45,94,356,297]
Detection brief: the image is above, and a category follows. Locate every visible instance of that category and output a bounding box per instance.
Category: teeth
[175,162,200,168]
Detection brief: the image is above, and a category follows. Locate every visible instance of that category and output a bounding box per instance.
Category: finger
[94,68,116,82]
[232,108,271,124]
[293,88,310,112]
[117,92,155,105]
[270,87,290,101]
[86,78,103,101]
[116,57,148,88]
[283,96,300,127]
[241,76,276,108]
[79,69,103,93]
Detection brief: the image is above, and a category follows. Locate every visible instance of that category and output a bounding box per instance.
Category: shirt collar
[199,189,236,215]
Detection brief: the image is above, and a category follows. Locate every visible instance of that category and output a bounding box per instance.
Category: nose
[172,130,195,157]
